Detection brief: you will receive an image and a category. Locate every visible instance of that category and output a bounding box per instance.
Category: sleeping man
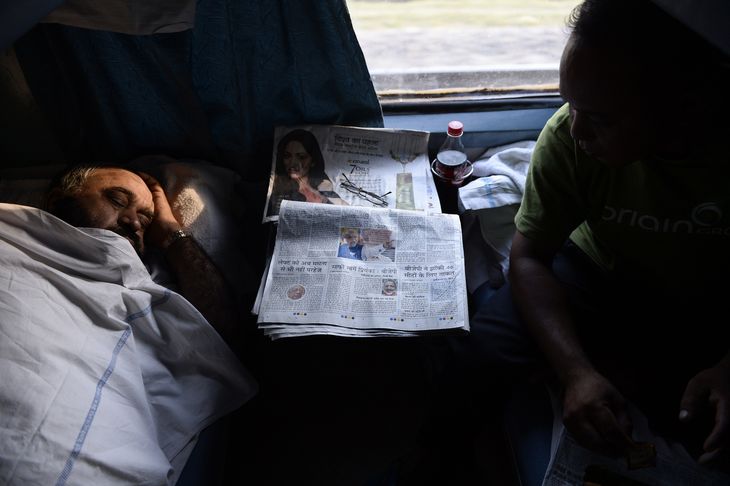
[43,165,238,341]
[0,164,256,485]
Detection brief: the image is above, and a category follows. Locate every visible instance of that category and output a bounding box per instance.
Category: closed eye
[138,214,152,228]
[105,189,129,208]
[104,188,153,228]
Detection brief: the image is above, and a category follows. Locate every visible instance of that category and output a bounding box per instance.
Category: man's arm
[509,231,633,455]
[139,173,238,342]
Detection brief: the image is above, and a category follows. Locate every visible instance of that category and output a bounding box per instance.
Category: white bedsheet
[456,140,535,292]
[0,204,257,485]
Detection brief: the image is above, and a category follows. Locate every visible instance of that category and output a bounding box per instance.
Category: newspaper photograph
[262,124,441,223]
[255,200,469,339]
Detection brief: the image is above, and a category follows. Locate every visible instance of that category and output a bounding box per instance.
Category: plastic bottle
[432,120,470,182]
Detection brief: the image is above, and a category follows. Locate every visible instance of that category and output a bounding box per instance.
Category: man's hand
[563,368,634,456]
[136,171,238,343]
[510,232,633,456]
[679,355,730,465]
[137,172,182,249]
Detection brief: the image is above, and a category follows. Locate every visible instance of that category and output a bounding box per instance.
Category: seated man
[0,164,256,484]
[461,0,730,473]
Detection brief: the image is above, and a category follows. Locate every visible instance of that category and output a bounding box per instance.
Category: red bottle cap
[447,120,464,136]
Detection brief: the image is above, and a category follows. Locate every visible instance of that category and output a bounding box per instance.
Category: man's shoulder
[542,103,574,146]
[530,103,577,175]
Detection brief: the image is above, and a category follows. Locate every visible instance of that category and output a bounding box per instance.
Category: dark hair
[566,0,730,123]
[567,0,729,92]
[275,129,327,182]
[271,129,330,206]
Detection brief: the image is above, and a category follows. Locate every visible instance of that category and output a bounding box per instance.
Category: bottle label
[433,149,469,182]
[436,150,467,167]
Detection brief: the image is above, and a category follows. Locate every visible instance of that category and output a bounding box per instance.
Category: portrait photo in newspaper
[286,284,306,300]
[263,125,440,222]
[381,278,397,296]
[337,226,396,262]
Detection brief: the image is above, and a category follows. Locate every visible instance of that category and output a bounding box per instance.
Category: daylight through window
[347,0,582,102]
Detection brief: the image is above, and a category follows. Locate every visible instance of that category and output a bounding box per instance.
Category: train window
[347,0,582,103]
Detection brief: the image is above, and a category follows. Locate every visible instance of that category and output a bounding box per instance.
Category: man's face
[68,168,154,255]
[283,141,313,180]
[287,285,305,300]
[383,280,396,295]
[559,37,656,167]
[343,231,360,248]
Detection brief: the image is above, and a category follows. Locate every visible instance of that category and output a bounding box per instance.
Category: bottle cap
[447,120,464,136]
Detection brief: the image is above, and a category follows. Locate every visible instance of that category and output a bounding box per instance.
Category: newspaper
[254,200,469,339]
[542,390,730,486]
[262,125,440,223]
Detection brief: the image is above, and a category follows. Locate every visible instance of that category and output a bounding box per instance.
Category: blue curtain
[13,0,383,180]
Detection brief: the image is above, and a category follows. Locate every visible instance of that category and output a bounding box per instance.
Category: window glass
[347,0,582,102]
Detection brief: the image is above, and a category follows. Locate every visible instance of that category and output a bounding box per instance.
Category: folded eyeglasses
[339,173,391,207]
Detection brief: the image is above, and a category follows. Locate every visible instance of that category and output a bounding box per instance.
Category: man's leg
[455,240,728,470]
[452,240,607,381]
[439,241,607,486]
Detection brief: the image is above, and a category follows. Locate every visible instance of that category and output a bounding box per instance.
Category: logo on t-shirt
[602,202,729,236]
[692,202,723,226]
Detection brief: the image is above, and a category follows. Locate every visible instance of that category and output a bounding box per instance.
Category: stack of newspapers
[252,124,469,339]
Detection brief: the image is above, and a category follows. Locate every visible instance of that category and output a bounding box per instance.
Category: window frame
[381,94,565,157]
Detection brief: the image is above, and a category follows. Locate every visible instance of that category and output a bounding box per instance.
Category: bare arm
[295,177,329,203]
[509,231,633,454]
[139,172,238,343]
[317,179,349,206]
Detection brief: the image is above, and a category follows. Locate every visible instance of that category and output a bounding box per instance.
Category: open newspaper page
[256,200,468,339]
[262,125,440,223]
[542,391,730,486]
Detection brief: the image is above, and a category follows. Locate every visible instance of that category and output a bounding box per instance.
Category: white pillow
[133,157,260,304]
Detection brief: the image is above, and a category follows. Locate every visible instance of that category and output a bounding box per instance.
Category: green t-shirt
[516,103,730,292]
